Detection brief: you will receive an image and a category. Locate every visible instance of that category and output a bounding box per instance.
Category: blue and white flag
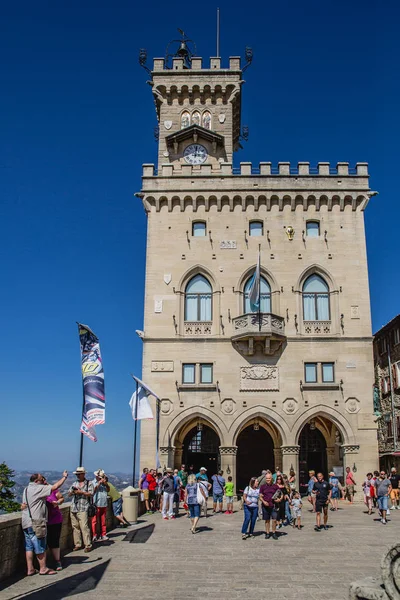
[129,376,161,468]
[248,250,261,311]
[78,323,105,442]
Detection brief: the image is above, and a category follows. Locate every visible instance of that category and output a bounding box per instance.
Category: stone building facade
[137,47,379,492]
[373,315,400,471]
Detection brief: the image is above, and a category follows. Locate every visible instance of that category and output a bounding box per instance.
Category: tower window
[202,111,212,130]
[181,111,190,129]
[200,364,213,384]
[322,362,335,382]
[306,221,320,237]
[249,221,263,237]
[192,111,201,126]
[305,363,317,383]
[302,274,330,321]
[184,275,212,322]
[182,364,196,384]
[192,221,206,237]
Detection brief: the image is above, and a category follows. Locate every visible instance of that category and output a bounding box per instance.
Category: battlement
[152,56,241,73]
[142,161,369,178]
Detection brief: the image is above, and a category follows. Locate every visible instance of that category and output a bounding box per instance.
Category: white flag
[129,376,160,420]
[248,250,261,311]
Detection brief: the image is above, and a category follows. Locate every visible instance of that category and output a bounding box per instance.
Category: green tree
[0,462,21,513]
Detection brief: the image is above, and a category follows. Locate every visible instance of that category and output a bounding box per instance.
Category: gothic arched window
[244,276,271,314]
[302,274,330,321]
[202,111,211,130]
[185,275,212,322]
[181,111,190,129]
[192,111,201,126]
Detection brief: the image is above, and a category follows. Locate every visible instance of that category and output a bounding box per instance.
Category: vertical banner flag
[78,323,105,442]
[248,249,261,311]
[129,376,161,468]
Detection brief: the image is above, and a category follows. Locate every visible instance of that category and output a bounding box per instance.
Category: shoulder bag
[196,483,206,505]
[86,480,96,518]
[24,488,47,539]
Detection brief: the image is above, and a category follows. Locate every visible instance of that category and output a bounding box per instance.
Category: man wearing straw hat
[68,467,94,552]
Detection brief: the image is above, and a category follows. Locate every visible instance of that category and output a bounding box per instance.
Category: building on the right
[373,314,400,471]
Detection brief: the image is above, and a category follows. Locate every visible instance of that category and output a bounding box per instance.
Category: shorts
[331,488,340,499]
[47,522,62,549]
[112,497,123,516]
[346,484,354,495]
[23,527,47,554]
[377,496,388,511]
[390,488,399,501]
[188,503,201,518]
[262,505,278,521]
[213,493,223,503]
[149,489,156,501]
[292,508,302,518]
[142,489,149,501]
[316,500,329,513]
[226,495,233,503]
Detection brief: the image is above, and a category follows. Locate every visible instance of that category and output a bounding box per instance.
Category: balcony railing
[303,321,331,334]
[232,313,285,338]
[184,321,212,335]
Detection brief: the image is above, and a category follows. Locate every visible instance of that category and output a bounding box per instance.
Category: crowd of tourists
[21,467,129,576]
[20,462,400,576]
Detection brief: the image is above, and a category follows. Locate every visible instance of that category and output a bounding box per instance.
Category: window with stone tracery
[184,275,212,322]
[202,111,211,130]
[181,111,190,129]
[302,274,330,321]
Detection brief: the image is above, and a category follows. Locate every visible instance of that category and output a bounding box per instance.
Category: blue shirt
[211,474,225,494]
[196,472,208,481]
[92,479,108,507]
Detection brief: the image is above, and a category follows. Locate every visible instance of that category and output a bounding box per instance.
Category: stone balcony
[231,312,286,356]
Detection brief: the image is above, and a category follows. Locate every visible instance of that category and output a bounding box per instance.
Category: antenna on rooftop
[216,8,220,58]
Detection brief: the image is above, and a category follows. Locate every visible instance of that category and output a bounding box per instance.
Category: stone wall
[0,502,116,583]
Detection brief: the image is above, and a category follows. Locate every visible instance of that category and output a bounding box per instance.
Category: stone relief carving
[349,542,400,599]
[240,365,279,391]
[154,299,163,313]
[345,397,360,414]
[283,397,298,414]
[160,399,173,415]
[163,273,172,285]
[350,305,360,319]
[342,444,360,454]
[221,398,236,415]
[280,446,300,455]
[151,361,174,372]
[220,240,237,249]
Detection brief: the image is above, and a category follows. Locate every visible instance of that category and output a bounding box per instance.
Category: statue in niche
[192,111,201,126]
[202,111,211,130]
[181,111,190,129]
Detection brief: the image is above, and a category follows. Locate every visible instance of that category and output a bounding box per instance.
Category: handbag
[86,481,96,517]
[24,488,47,539]
[272,489,283,501]
[196,483,206,505]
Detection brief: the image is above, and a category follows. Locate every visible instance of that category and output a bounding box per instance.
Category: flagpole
[258,243,262,332]
[132,379,139,487]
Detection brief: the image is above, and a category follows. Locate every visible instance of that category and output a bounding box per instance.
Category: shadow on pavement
[123,523,155,543]
[4,559,111,600]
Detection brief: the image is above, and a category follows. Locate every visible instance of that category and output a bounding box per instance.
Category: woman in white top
[241,477,260,540]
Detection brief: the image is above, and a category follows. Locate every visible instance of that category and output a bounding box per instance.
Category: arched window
[181,111,190,129]
[192,221,206,237]
[192,111,201,126]
[302,274,330,321]
[185,275,212,322]
[244,276,271,313]
[202,111,211,130]
[249,221,263,237]
[306,221,320,237]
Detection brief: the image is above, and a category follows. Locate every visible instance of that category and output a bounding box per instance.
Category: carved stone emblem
[220,240,237,249]
[345,397,360,414]
[221,398,236,415]
[218,113,226,123]
[283,397,298,414]
[350,305,360,319]
[154,299,163,313]
[164,273,172,285]
[160,399,173,415]
[151,361,174,372]
[240,365,279,391]
[164,120,172,130]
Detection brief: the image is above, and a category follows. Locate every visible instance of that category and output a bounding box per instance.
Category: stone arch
[230,405,290,447]
[178,264,220,293]
[166,407,228,447]
[236,266,280,316]
[294,263,339,294]
[291,405,356,446]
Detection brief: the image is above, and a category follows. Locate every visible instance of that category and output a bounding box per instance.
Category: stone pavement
[1,501,399,600]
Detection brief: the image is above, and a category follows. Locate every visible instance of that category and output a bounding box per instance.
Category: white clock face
[183,144,208,165]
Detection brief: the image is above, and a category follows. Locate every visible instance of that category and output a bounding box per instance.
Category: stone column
[342,444,361,503]
[159,446,175,471]
[219,446,238,493]
[174,443,183,470]
[273,448,283,471]
[280,445,300,477]
[326,446,336,473]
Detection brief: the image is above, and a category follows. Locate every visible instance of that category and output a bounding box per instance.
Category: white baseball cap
[200,467,207,471]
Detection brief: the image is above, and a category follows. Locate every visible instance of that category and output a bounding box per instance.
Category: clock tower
[150,38,243,171]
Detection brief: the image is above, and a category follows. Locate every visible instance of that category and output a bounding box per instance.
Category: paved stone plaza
[1,501,399,600]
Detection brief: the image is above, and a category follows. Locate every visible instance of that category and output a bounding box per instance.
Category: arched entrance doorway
[299,424,327,491]
[236,425,275,492]
[182,425,220,474]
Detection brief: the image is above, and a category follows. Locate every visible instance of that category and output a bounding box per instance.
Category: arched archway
[236,425,274,491]
[182,425,220,475]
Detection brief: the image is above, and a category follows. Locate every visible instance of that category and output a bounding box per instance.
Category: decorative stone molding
[221,398,236,415]
[220,240,237,249]
[159,446,174,454]
[219,446,238,455]
[151,361,174,372]
[349,542,400,599]
[304,320,331,334]
[283,397,298,415]
[240,365,279,391]
[342,444,360,454]
[184,322,212,335]
[280,445,300,455]
[345,397,360,414]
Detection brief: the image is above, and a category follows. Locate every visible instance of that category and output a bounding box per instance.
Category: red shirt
[146,473,157,491]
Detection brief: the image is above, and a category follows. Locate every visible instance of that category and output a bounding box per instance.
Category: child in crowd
[224,476,234,514]
[290,491,302,529]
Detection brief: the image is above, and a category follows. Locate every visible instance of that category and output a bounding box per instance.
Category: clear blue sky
[1,1,398,473]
